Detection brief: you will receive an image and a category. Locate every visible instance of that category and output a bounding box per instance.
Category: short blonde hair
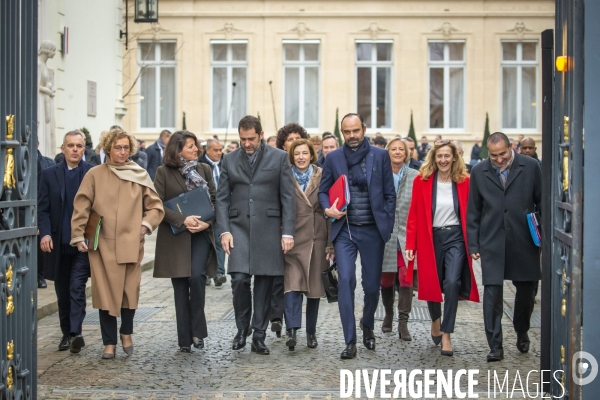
[385,138,411,165]
[101,128,138,157]
[308,136,322,145]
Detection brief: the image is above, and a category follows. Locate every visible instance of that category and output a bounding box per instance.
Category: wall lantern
[556,56,571,72]
[134,0,159,23]
[120,0,159,49]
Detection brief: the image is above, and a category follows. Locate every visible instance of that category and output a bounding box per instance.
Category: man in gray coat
[216,115,296,355]
[467,132,541,362]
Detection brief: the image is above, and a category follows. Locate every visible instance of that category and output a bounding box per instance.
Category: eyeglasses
[113,146,130,152]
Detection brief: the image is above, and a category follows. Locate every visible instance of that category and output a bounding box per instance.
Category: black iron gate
[0,1,39,399]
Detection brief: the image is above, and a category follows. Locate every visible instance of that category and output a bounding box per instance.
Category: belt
[433,225,460,231]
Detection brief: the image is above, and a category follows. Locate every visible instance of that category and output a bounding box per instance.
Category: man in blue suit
[38,131,94,353]
[318,113,396,359]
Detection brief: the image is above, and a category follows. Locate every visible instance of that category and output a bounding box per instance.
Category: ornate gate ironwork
[0,1,39,399]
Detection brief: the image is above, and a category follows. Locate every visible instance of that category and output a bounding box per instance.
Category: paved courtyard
[36,237,542,399]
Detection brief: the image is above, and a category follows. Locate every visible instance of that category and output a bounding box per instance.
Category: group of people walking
[38,111,541,363]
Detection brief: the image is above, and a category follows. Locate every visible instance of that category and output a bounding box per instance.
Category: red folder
[328,174,350,221]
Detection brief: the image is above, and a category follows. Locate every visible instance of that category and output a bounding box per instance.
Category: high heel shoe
[193,337,204,349]
[120,334,134,355]
[101,345,116,359]
[440,334,453,356]
[431,334,443,346]
[286,328,297,351]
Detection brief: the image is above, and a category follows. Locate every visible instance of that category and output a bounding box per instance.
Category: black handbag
[321,262,339,303]
[163,187,214,235]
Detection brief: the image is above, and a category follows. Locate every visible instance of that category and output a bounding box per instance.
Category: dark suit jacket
[318,144,396,243]
[409,158,422,171]
[215,143,296,276]
[54,149,100,166]
[466,153,542,285]
[146,142,164,180]
[38,160,94,281]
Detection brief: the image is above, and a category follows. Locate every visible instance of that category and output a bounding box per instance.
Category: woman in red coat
[405,140,479,357]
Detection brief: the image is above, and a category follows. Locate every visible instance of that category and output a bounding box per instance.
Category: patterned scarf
[292,164,313,191]
[179,158,214,209]
[491,149,515,188]
[393,164,407,193]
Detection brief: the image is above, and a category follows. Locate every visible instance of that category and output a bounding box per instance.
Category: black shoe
[516,332,530,353]
[58,334,71,351]
[215,274,227,286]
[69,334,85,353]
[286,329,297,351]
[431,334,443,346]
[307,333,318,348]
[271,319,282,338]
[193,338,204,349]
[363,327,376,351]
[38,278,47,289]
[180,346,191,353]
[487,348,504,362]
[340,343,357,359]
[250,338,270,355]
[232,329,248,350]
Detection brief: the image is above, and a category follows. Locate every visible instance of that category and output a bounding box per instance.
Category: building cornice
[157,11,554,18]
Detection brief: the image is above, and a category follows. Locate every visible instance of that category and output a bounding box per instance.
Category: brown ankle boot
[381,286,395,333]
[397,286,413,341]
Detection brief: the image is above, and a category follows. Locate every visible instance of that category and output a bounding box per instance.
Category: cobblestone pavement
[37,250,543,399]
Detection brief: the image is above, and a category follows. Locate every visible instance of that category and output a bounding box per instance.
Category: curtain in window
[376,67,391,128]
[521,67,536,129]
[502,67,517,129]
[212,68,227,128]
[304,67,319,128]
[429,68,444,128]
[449,67,464,128]
[140,67,156,128]
[357,67,372,127]
[160,67,175,128]
[232,68,247,128]
[285,67,300,124]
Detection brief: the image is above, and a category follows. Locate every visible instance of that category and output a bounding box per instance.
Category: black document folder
[163,187,214,235]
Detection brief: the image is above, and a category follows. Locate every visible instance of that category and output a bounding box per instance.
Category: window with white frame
[428,41,465,130]
[283,41,320,129]
[211,41,248,130]
[355,41,393,130]
[139,41,177,129]
[501,41,538,130]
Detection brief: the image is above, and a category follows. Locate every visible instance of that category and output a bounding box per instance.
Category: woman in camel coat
[71,128,164,359]
[283,139,333,351]
[153,130,218,352]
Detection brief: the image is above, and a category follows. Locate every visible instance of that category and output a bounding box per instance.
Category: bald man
[520,138,541,166]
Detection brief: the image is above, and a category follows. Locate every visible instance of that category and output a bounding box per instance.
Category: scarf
[157,137,166,157]
[244,140,265,166]
[179,159,214,209]
[204,156,221,187]
[393,164,407,193]
[491,149,515,188]
[292,164,313,191]
[107,161,156,193]
[343,138,370,190]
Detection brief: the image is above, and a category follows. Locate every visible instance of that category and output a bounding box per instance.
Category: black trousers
[54,252,90,335]
[483,281,539,350]
[230,273,275,340]
[99,308,135,345]
[427,226,465,334]
[269,275,285,323]
[171,232,210,347]
[283,292,320,334]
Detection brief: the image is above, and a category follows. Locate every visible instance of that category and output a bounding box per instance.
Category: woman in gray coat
[381,138,419,340]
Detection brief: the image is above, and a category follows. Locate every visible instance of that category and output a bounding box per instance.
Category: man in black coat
[38,131,94,353]
[37,145,55,289]
[146,130,172,180]
[467,132,541,362]
[403,137,422,171]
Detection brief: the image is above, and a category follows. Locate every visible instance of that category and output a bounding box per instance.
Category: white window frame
[501,40,539,132]
[137,40,177,131]
[355,39,394,132]
[210,40,249,132]
[427,40,466,132]
[282,39,321,132]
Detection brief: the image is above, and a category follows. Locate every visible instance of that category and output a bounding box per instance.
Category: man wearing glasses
[467,132,542,362]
